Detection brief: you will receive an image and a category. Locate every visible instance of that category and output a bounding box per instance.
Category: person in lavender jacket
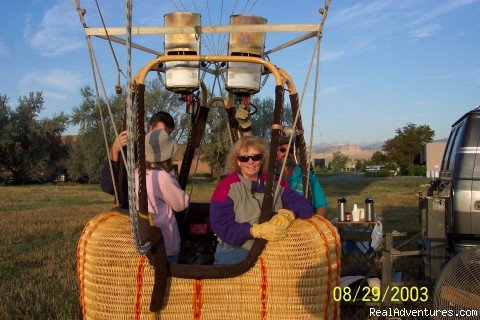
[135,128,189,264]
[101,111,176,209]
[210,136,314,265]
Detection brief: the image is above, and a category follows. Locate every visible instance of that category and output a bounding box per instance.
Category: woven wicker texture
[77,212,341,319]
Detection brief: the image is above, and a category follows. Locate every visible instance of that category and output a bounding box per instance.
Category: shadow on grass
[381,204,420,235]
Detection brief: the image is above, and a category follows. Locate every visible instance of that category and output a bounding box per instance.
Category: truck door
[469,115,480,234]
[449,119,470,235]
[453,116,478,235]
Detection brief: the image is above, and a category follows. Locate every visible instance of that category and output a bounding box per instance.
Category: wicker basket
[77,212,341,319]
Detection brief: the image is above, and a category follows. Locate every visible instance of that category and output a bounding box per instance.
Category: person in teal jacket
[276,137,328,217]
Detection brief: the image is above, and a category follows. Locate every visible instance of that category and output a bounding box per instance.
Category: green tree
[198,95,292,179]
[69,80,188,180]
[382,123,434,166]
[0,94,12,167]
[69,86,112,181]
[0,92,69,182]
[355,159,364,171]
[250,96,292,138]
[143,79,190,143]
[69,82,291,181]
[330,151,348,173]
[371,151,387,164]
[201,104,231,180]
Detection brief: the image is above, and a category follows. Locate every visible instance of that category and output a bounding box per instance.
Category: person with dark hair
[135,128,188,263]
[100,111,176,209]
[147,111,175,133]
[210,136,313,265]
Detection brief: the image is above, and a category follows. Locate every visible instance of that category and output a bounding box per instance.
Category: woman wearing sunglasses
[236,106,328,218]
[210,136,313,264]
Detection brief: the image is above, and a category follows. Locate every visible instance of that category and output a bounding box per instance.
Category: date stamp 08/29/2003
[332,285,429,303]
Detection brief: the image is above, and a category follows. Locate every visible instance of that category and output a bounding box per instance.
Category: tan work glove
[250,221,287,241]
[235,103,252,131]
[269,209,295,228]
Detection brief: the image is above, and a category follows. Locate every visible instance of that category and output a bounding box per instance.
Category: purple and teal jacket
[210,171,313,250]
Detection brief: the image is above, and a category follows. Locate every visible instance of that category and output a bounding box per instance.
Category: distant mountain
[310,141,384,161]
[361,141,384,150]
[312,141,383,152]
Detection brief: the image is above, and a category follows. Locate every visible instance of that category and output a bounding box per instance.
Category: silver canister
[337,197,347,221]
[365,198,375,221]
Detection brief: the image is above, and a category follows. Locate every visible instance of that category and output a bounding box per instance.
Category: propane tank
[164,12,201,94]
[226,15,267,95]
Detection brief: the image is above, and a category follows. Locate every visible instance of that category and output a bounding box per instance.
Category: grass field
[0,176,429,319]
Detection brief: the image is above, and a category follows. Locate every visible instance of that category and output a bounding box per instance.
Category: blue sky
[1,0,479,145]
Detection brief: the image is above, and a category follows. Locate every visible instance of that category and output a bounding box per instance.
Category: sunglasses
[279,147,294,154]
[237,153,264,163]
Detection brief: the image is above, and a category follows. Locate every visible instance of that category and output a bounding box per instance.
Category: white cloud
[322,50,347,62]
[19,68,82,99]
[43,91,68,100]
[471,69,480,86]
[411,70,480,80]
[28,1,83,56]
[384,114,425,123]
[328,0,479,56]
[410,24,441,40]
[410,100,436,107]
[320,85,349,95]
[412,73,455,80]
[323,38,372,62]
[0,40,8,56]
[411,0,480,26]
[23,14,33,41]
[330,0,394,27]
